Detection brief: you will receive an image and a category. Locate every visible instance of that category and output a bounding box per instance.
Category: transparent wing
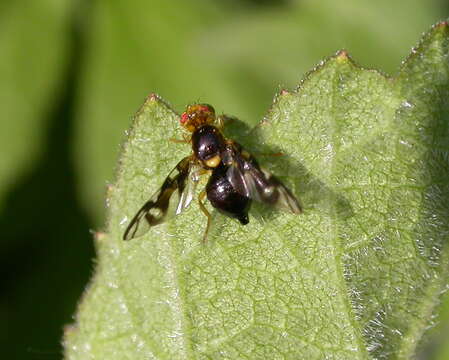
[224,143,302,214]
[123,156,200,240]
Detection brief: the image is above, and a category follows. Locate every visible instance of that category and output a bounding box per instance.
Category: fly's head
[180,104,216,132]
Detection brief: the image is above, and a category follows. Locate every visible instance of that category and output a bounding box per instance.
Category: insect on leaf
[65,22,449,359]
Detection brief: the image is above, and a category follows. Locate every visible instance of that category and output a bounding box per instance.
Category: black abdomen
[206,164,251,225]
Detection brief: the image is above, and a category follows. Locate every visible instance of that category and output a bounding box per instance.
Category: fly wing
[123,156,200,240]
[224,143,302,214]
[175,161,202,215]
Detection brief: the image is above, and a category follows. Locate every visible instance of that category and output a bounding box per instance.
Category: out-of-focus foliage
[0,1,71,214]
[0,3,95,359]
[0,0,448,359]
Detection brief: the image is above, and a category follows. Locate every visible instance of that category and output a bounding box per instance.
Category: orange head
[180,104,215,132]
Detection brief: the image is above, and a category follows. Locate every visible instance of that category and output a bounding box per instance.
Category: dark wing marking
[123,156,200,240]
[223,142,302,214]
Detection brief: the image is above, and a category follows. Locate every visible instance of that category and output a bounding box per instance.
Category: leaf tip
[335,49,350,63]
[435,20,448,29]
[63,323,76,338]
[273,88,292,102]
[93,231,107,242]
[148,92,161,102]
[429,20,449,38]
[132,93,175,127]
[399,19,449,73]
[137,93,170,113]
[106,183,115,197]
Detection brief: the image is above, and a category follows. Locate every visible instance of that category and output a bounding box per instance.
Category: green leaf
[64,22,449,359]
[75,0,444,223]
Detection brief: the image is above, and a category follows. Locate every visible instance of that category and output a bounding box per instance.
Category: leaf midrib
[327,61,369,359]
[159,236,194,359]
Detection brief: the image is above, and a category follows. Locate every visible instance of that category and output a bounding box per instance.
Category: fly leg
[216,114,235,130]
[169,133,191,144]
[198,190,212,243]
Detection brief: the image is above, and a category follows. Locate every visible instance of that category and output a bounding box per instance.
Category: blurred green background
[1,0,448,359]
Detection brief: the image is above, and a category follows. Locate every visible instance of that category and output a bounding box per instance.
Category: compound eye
[180,112,189,124]
[198,104,215,114]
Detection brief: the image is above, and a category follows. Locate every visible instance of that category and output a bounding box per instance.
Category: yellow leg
[198,190,212,243]
[216,115,235,130]
[216,115,225,130]
[169,134,191,144]
[197,168,209,176]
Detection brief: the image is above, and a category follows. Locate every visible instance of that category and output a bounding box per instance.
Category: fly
[123,104,302,242]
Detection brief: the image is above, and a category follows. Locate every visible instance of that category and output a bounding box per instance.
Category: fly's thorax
[192,125,226,169]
